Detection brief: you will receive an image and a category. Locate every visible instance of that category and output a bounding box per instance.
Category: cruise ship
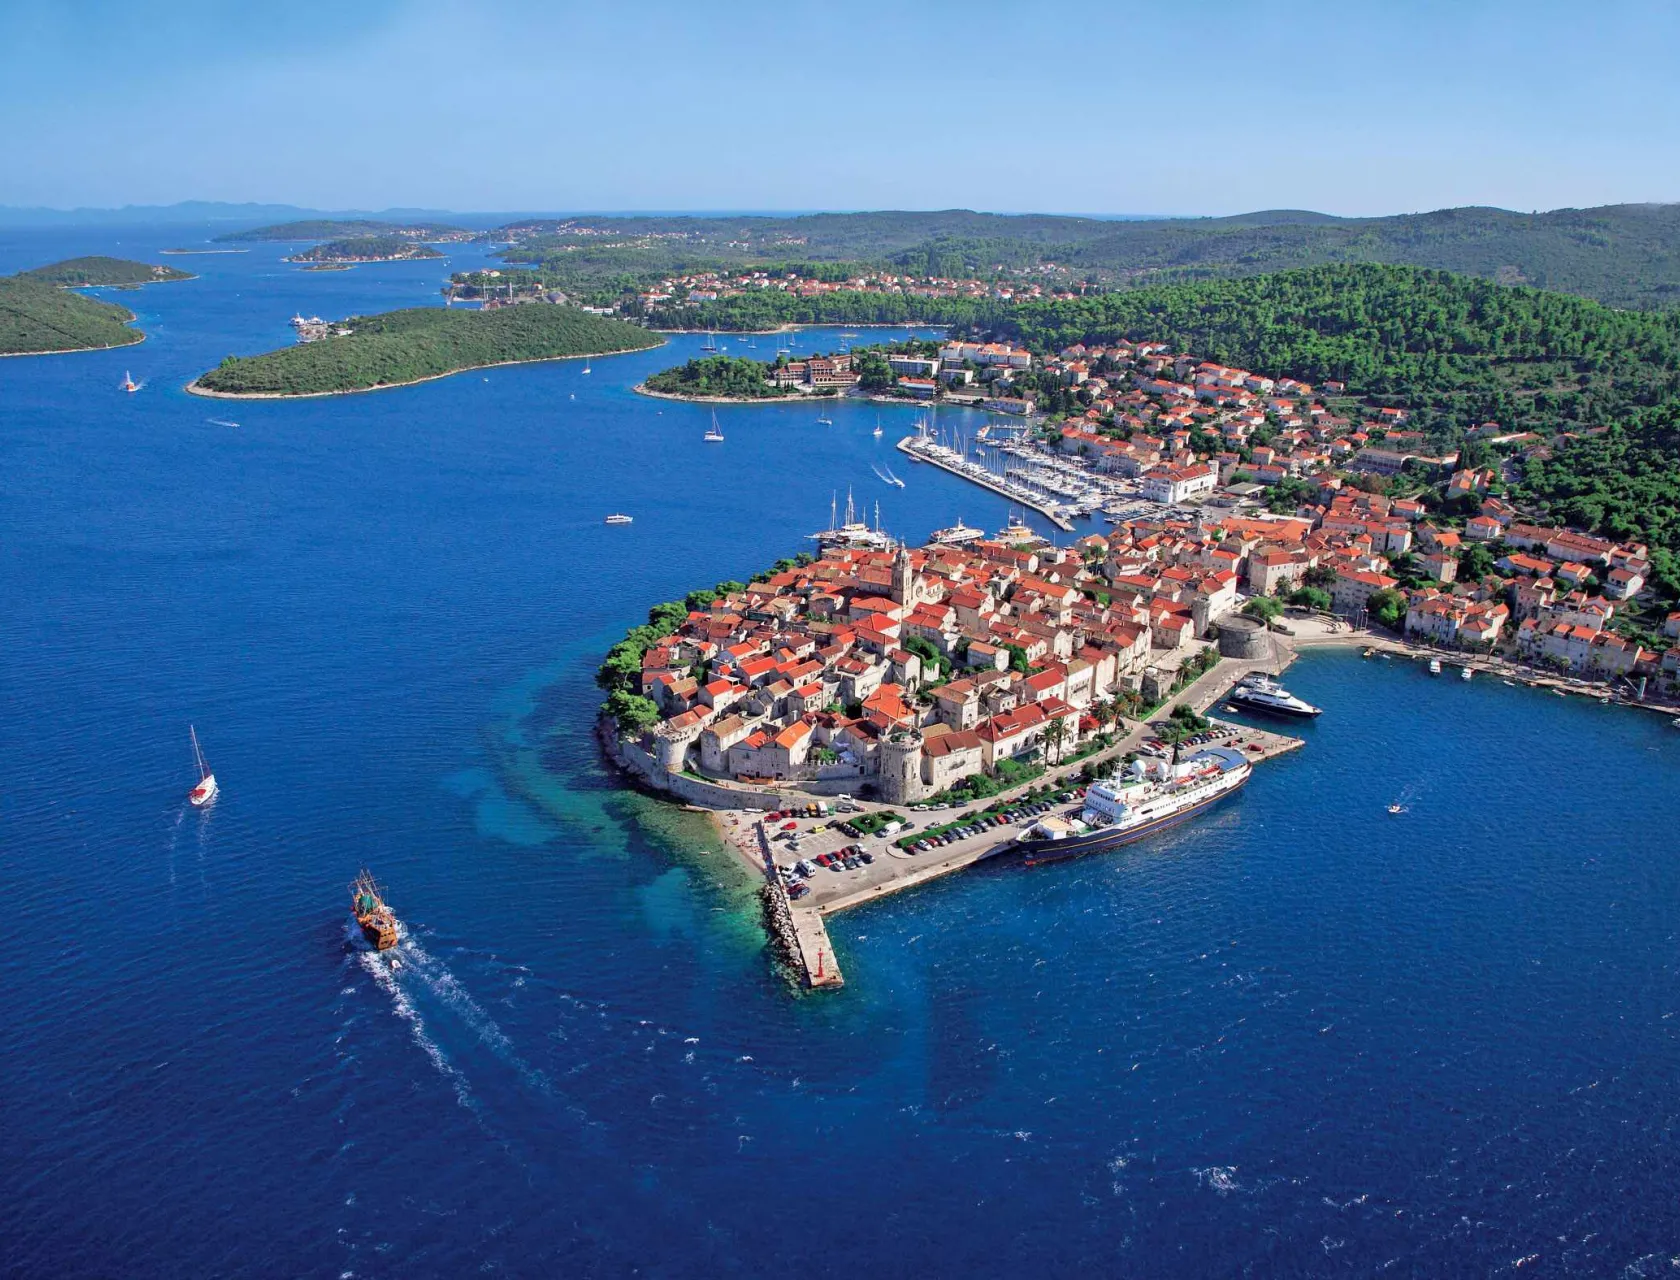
[996,746,1251,866]
[1226,672,1321,719]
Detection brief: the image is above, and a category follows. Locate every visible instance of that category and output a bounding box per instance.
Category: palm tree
[1042,718,1067,766]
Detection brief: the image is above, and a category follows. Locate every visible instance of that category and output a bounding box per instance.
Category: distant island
[216,219,473,244]
[0,256,195,355]
[17,255,194,288]
[160,247,248,256]
[285,236,444,264]
[188,303,661,397]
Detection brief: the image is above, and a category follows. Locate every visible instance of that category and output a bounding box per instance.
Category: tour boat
[121,371,139,393]
[703,411,724,443]
[188,725,217,807]
[1428,658,1443,675]
[604,513,633,525]
[349,870,399,951]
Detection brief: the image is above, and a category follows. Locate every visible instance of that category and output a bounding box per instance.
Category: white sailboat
[188,726,218,807]
[703,410,725,443]
[581,359,591,374]
[872,417,884,438]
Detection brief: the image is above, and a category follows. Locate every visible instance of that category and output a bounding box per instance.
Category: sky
[1,0,1677,217]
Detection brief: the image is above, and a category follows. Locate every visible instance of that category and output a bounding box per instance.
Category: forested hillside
[491,204,1680,309]
[0,276,142,353]
[991,264,1680,437]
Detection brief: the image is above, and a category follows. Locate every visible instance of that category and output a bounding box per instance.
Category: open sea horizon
[3,222,1679,1277]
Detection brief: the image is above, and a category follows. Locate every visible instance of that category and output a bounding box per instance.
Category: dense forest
[484,204,1680,309]
[1518,402,1680,593]
[193,304,660,396]
[988,264,1680,438]
[217,219,466,242]
[17,256,193,287]
[286,237,444,263]
[642,355,793,398]
[0,275,143,353]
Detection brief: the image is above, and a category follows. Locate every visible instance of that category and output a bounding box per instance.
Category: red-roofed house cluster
[624,528,1239,806]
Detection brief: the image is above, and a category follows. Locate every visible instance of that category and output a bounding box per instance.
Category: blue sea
[4,224,1680,1278]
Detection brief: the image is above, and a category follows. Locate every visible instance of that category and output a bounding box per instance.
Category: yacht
[581,360,591,375]
[604,513,633,525]
[188,726,217,807]
[1227,673,1322,719]
[930,518,986,545]
[703,411,724,443]
[872,418,884,438]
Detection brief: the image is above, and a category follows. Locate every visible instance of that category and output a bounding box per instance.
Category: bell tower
[890,544,914,605]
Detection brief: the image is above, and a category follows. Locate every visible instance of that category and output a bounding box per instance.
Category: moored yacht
[703,410,724,442]
[1227,673,1322,719]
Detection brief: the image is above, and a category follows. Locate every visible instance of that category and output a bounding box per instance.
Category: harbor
[896,432,1078,532]
[708,641,1310,988]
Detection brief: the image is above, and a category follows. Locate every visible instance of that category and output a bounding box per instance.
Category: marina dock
[897,435,1076,531]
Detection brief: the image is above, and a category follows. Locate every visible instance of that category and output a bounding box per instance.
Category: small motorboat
[604,513,633,525]
[121,371,139,393]
[1428,658,1442,675]
[1362,647,1375,658]
[1460,666,1473,681]
[1387,803,1406,816]
[188,725,217,807]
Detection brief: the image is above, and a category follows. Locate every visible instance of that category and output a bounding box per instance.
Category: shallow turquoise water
[3,223,1679,1276]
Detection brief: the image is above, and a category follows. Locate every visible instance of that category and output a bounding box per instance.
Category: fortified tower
[877,732,924,806]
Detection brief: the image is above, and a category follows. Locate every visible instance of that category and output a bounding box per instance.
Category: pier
[730,647,1310,975]
[897,435,1076,532]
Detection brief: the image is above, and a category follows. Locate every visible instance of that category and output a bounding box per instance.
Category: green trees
[0,276,143,354]
[17,256,192,287]
[1287,585,1333,612]
[1366,588,1408,631]
[993,264,1680,439]
[1243,596,1285,622]
[643,355,791,398]
[604,691,662,734]
[194,304,658,395]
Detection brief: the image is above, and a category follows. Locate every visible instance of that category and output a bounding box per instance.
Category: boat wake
[353,938,478,1114]
[349,923,550,1104]
[207,417,239,428]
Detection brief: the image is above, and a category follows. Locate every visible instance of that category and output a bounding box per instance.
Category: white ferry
[999,746,1251,866]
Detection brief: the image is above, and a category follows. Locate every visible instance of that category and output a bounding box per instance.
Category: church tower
[890,544,914,605]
